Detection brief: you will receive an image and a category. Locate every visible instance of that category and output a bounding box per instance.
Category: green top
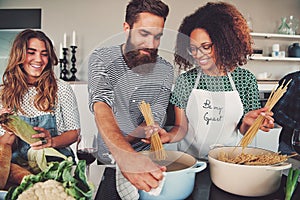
[170,67,260,115]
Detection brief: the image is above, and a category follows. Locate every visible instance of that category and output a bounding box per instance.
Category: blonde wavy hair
[0,29,58,114]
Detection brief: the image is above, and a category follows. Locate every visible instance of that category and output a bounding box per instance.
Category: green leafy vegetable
[285,168,300,200]
[5,160,94,200]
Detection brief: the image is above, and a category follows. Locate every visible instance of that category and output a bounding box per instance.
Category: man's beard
[123,34,158,70]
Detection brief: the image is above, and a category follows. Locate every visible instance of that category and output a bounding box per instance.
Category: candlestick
[59,59,64,79]
[63,33,67,48]
[61,48,69,81]
[59,43,63,59]
[69,45,79,81]
[72,31,76,46]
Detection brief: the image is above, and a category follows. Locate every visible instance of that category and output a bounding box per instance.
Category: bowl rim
[140,150,198,173]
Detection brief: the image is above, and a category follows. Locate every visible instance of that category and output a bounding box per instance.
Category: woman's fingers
[30,127,52,149]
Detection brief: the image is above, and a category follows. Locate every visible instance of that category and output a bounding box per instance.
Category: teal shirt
[170,67,260,115]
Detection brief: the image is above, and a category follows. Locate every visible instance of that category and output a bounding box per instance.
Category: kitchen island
[90,157,300,200]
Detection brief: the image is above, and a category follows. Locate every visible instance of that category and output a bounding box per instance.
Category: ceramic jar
[288,43,300,57]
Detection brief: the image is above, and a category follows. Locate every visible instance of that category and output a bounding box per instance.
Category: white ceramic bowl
[208,146,291,197]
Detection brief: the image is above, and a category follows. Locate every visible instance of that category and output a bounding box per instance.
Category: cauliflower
[17,180,75,200]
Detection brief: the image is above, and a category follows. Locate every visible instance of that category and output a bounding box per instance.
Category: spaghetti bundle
[139,100,167,160]
[239,79,292,148]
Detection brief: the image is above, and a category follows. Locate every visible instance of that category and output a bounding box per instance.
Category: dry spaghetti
[139,100,167,160]
[239,79,292,148]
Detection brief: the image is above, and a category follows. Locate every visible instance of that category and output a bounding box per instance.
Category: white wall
[1,0,299,81]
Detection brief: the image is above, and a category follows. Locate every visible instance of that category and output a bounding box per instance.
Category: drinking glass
[76,133,98,177]
[292,129,300,154]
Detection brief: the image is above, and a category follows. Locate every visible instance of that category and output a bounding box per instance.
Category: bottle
[278,17,290,34]
[287,15,299,35]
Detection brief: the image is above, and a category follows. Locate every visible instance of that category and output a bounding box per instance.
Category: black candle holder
[59,59,64,79]
[61,48,69,81]
[69,45,79,81]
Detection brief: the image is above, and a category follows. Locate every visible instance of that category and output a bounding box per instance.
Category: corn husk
[0,113,40,144]
[0,113,69,172]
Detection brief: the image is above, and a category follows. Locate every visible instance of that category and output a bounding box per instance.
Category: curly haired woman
[147,2,275,159]
[0,29,80,165]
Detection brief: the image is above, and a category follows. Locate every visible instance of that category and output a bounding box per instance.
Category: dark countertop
[95,158,300,200]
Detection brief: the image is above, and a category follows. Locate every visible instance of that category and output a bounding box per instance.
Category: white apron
[178,70,244,159]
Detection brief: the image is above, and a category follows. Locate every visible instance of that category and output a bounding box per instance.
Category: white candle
[63,33,67,48]
[72,31,76,46]
[59,43,63,59]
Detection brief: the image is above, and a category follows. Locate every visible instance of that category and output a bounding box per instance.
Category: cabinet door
[254,128,281,152]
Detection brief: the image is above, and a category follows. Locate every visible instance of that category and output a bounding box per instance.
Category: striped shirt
[88,45,174,163]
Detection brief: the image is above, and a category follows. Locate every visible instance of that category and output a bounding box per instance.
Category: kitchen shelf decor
[59,31,79,82]
[247,32,300,81]
[250,32,300,61]
[69,45,78,81]
[61,47,69,81]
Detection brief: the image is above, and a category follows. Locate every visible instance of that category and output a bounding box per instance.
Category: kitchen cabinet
[245,32,300,81]
[248,127,282,152]
[70,82,98,158]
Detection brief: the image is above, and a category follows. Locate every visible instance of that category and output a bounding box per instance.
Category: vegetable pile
[285,168,300,200]
[5,160,94,200]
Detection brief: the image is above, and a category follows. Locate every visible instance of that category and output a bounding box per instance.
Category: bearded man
[88,0,173,197]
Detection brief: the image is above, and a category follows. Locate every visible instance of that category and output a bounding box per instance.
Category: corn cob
[0,113,40,144]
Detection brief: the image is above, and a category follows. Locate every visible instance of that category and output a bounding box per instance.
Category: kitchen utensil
[138,150,207,200]
[288,43,300,57]
[208,146,291,197]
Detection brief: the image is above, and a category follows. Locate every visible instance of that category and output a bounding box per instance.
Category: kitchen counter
[91,158,300,200]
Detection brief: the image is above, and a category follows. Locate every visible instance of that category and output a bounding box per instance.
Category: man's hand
[142,124,171,144]
[119,152,166,192]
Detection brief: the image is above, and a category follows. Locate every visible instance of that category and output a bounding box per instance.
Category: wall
[1,0,299,81]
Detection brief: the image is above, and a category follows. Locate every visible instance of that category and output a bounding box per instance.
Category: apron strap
[193,69,237,91]
[227,72,237,91]
[194,69,202,89]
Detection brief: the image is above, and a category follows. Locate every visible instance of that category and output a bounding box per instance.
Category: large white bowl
[208,146,291,197]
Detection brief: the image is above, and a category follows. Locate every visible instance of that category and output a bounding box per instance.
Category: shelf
[250,55,300,61]
[250,32,300,39]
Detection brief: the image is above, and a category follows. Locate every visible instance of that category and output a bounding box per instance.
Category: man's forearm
[93,102,136,162]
